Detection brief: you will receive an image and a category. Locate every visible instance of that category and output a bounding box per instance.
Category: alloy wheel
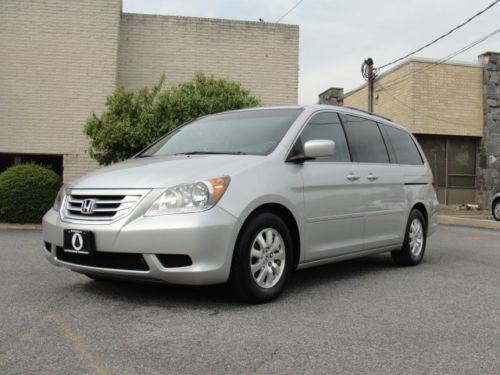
[249,228,286,288]
[409,218,424,257]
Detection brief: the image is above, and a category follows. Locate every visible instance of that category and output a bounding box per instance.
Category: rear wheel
[228,212,292,303]
[492,199,500,221]
[391,209,426,266]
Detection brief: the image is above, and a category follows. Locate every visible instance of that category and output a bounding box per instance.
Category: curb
[438,215,500,231]
[0,223,42,230]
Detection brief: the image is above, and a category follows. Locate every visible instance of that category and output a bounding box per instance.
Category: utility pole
[361,58,375,112]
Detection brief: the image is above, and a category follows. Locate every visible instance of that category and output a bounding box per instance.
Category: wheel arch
[411,202,428,229]
[492,195,500,219]
[236,203,301,268]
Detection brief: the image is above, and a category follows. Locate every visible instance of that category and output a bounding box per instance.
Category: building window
[415,135,478,205]
[0,153,63,177]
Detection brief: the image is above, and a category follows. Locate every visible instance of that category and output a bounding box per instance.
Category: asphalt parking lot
[1,225,499,374]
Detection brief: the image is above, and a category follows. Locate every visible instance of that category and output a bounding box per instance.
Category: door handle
[367,173,379,181]
[346,173,360,181]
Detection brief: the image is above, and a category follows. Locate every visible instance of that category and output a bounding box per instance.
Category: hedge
[0,163,61,223]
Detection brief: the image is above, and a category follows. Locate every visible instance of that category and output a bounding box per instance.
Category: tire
[492,199,500,221]
[391,209,427,266]
[228,212,293,304]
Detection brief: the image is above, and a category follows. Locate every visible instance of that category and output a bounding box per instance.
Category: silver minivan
[43,105,439,302]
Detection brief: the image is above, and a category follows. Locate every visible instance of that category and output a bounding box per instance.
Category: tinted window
[384,125,423,165]
[142,108,304,157]
[341,115,389,163]
[299,112,350,162]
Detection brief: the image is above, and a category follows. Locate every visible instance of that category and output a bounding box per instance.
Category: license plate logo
[71,232,84,251]
[64,229,93,254]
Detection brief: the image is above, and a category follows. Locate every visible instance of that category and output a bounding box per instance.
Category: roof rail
[342,106,393,122]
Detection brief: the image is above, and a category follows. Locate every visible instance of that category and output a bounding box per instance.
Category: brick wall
[343,59,483,136]
[118,14,299,106]
[411,61,483,136]
[0,3,299,183]
[0,0,122,182]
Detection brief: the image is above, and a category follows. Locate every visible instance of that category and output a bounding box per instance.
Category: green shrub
[84,73,261,165]
[0,163,61,223]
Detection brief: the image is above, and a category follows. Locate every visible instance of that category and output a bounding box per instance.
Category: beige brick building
[343,59,483,137]
[320,57,500,206]
[0,0,299,182]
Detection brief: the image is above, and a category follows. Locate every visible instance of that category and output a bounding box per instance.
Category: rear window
[341,115,389,163]
[384,125,423,165]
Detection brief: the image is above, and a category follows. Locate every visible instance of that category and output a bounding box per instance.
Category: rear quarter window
[341,114,389,163]
[383,125,423,165]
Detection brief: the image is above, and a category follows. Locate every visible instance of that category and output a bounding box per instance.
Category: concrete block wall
[411,61,483,137]
[343,60,483,137]
[117,14,299,106]
[0,0,122,182]
[0,3,299,183]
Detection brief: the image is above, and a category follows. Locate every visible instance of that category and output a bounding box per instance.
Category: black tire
[492,199,500,221]
[391,209,427,266]
[228,212,293,304]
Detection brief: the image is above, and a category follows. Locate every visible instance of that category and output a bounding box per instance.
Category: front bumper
[42,206,239,285]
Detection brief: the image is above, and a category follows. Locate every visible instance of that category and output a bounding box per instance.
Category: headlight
[53,185,67,211]
[145,176,230,216]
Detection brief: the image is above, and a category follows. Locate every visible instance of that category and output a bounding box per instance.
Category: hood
[70,155,266,189]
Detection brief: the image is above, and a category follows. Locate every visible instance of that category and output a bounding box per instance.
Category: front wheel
[492,199,500,221]
[228,212,292,304]
[391,210,427,266]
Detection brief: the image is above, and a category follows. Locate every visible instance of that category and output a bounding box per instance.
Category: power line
[377,28,500,91]
[275,0,305,23]
[377,0,500,71]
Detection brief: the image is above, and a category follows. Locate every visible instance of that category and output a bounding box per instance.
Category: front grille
[56,246,149,271]
[63,189,148,223]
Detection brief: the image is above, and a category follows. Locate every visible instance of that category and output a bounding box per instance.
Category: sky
[122,0,500,104]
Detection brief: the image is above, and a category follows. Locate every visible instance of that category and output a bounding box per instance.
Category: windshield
[139,108,304,157]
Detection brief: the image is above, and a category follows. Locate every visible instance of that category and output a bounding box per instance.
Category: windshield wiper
[136,154,153,158]
[174,151,247,155]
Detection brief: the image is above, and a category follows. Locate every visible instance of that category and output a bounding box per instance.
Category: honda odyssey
[43,105,439,303]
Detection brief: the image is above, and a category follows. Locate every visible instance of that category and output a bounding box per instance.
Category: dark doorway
[0,153,63,177]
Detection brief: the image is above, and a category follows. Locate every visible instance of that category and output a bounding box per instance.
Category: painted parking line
[0,313,111,375]
[463,236,491,241]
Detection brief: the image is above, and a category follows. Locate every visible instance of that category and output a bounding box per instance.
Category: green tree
[84,73,260,165]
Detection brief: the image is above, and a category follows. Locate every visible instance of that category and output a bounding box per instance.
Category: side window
[341,115,389,163]
[299,112,350,162]
[384,125,423,165]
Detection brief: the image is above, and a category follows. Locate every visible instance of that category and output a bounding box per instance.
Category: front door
[299,111,365,261]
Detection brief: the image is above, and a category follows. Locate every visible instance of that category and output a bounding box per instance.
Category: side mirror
[287,139,335,163]
[303,139,335,158]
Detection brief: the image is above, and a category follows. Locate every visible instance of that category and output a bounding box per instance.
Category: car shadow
[74,253,404,309]
[287,253,397,294]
